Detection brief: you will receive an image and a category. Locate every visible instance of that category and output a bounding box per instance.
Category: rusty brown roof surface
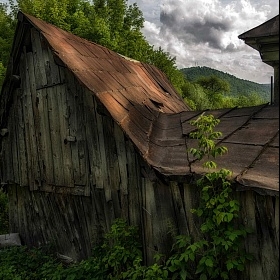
[144,104,278,194]
[20,12,190,115]
[239,15,279,39]
[2,13,279,195]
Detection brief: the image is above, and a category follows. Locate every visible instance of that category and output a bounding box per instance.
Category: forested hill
[181,66,271,100]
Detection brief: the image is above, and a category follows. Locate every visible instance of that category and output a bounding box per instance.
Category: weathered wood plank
[142,178,156,264]
[103,116,121,216]
[94,100,110,197]
[20,53,34,189]
[182,183,202,240]
[65,71,82,186]
[91,189,109,237]
[16,89,28,186]
[82,91,97,195]
[126,141,141,226]
[170,181,189,235]
[153,181,178,256]
[56,84,74,187]
[30,28,48,88]
[255,195,279,279]
[275,196,279,247]
[26,51,42,189]
[114,123,129,220]
[43,45,61,85]
[47,86,65,186]
[10,98,18,183]
[239,191,264,280]
[114,124,128,194]
[36,88,54,184]
[76,87,87,186]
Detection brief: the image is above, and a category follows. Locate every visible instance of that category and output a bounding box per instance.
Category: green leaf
[226,261,234,271]
[169,265,178,273]
[237,264,245,271]
[197,209,203,216]
[205,258,213,267]
[189,244,197,252]
[226,213,234,222]
[180,269,187,280]
[189,253,195,261]
[221,271,229,279]
[200,273,207,280]
[195,265,204,274]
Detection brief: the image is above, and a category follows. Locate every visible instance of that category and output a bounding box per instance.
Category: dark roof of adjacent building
[1,12,279,195]
[239,14,279,39]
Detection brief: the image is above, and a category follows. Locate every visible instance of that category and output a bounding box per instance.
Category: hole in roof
[150,99,164,109]
[158,83,170,95]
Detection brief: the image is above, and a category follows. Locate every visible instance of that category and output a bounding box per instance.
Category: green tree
[196,75,230,108]
[181,80,211,110]
[234,92,266,107]
[0,3,16,87]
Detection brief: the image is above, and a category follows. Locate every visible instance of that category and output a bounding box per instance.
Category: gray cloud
[160,6,234,50]
[183,18,231,49]
[128,0,278,83]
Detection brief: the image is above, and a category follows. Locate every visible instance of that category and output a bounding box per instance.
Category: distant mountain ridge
[180,66,271,100]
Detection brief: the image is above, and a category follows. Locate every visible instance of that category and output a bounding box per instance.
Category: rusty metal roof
[19,12,190,115]
[1,12,279,195]
[140,104,278,194]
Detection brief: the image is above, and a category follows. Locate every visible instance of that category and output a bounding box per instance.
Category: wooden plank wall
[1,28,100,194]
[8,182,279,280]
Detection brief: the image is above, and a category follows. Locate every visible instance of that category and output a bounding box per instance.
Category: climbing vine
[165,113,253,279]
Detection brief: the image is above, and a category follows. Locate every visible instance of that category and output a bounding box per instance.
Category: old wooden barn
[0,12,279,279]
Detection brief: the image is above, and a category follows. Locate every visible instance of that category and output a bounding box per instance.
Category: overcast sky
[128,0,279,84]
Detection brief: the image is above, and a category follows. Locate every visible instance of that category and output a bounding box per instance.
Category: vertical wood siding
[8,183,279,280]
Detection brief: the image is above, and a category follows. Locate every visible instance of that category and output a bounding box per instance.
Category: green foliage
[196,75,230,95]
[0,3,16,66]
[181,81,211,110]
[194,76,230,109]
[93,218,142,278]
[0,187,9,234]
[0,3,16,87]
[0,219,168,280]
[181,66,270,101]
[0,246,62,280]
[181,67,268,110]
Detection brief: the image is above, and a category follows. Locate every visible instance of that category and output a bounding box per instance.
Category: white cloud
[130,0,279,84]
